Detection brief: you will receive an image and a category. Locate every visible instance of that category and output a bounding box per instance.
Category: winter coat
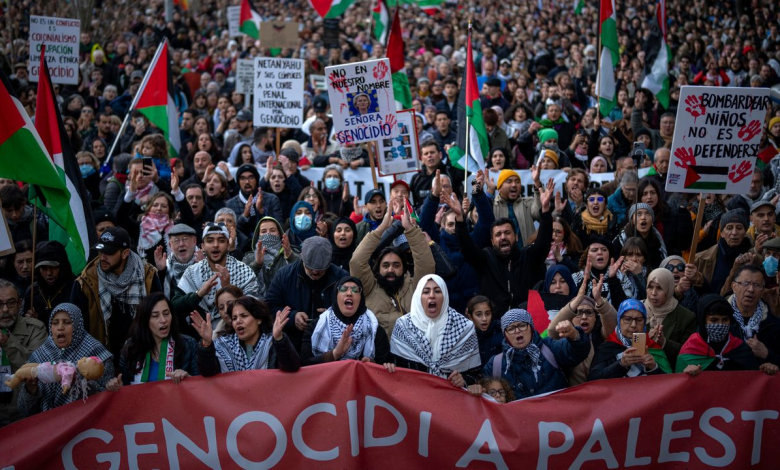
[476,321,504,367]
[492,189,542,248]
[225,191,284,236]
[607,187,632,228]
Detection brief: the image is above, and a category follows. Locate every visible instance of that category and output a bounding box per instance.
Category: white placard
[325,58,396,145]
[253,58,304,128]
[29,15,80,85]
[227,6,241,38]
[666,86,771,194]
[235,59,254,95]
[376,109,420,175]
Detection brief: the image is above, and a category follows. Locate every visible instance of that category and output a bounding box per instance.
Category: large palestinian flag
[641,0,671,109]
[386,8,412,110]
[240,0,262,39]
[597,0,619,116]
[310,0,357,18]
[134,40,181,158]
[33,46,96,273]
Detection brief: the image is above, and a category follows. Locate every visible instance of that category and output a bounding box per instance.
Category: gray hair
[0,278,20,300]
[620,170,639,185]
[215,207,237,222]
[323,163,344,179]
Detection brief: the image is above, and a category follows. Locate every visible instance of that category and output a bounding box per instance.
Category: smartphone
[632,333,647,356]
[142,157,153,168]
[631,142,646,166]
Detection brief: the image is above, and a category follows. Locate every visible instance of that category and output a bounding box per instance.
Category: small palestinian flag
[240,0,262,39]
[682,164,729,191]
[134,40,181,158]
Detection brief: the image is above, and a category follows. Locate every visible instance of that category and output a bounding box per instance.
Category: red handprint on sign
[373,61,389,80]
[684,95,706,119]
[737,120,762,142]
[728,161,752,184]
[384,113,397,129]
[328,71,348,95]
[674,147,696,170]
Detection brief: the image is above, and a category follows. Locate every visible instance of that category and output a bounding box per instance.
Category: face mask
[324,177,341,190]
[80,164,96,178]
[764,255,779,277]
[258,233,282,253]
[705,323,730,343]
[294,214,312,231]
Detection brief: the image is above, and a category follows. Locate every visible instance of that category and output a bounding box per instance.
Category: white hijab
[409,274,450,361]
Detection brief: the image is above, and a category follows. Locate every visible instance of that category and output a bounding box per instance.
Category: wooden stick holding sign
[275,128,281,157]
[687,193,706,263]
[367,142,379,189]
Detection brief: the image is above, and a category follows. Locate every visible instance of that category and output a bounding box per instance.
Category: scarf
[311,307,379,360]
[177,256,258,316]
[258,233,283,266]
[213,332,273,372]
[546,242,566,262]
[731,296,764,339]
[580,209,612,235]
[503,337,542,380]
[643,269,679,328]
[138,213,173,252]
[164,251,197,298]
[690,200,724,223]
[132,181,159,209]
[96,252,147,330]
[28,303,112,410]
[134,338,175,383]
[238,190,257,217]
[390,275,480,377]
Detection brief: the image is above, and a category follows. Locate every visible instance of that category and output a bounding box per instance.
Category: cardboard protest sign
[227,6,241,38]
[28,16,80,85]
[666,86,771,194]
[259,21,299,49]
[253,58,304,128]
[235,59,255,94]
[376,109,420,175]
[326,58,396,145]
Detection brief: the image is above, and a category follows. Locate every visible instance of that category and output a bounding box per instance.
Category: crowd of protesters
[1,0,780,425]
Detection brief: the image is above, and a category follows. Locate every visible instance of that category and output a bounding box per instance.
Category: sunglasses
[588,196,605,203]
[665,263,686,273]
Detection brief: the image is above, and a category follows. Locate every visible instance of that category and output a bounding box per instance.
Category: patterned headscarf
[615,299,647,348]
[500,309,541,377]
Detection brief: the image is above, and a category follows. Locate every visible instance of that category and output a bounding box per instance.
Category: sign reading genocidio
[28,16,81,85]
[326,58,397,145]
[253,58,304,128]
[666,86,771,194]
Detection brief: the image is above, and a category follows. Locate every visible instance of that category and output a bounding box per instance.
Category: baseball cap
[130,70,144,81]
[750,200,775,214]
[236,109,253,122]
[202,222,230,241]
[390,180,410,192]
[312,97,328,113]
[94,227,131,254]
[364,188,386,205]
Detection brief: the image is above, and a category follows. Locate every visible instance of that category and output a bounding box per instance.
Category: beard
[376,272,405,295]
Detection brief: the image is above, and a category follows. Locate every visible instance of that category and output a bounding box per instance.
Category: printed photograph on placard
[376,109,421,176]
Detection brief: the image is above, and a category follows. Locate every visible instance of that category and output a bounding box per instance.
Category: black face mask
[376,271,405,295]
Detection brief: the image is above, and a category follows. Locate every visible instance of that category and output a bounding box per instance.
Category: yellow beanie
[770,116,780,131]
[542,150,559,168]
[497,169,520,189]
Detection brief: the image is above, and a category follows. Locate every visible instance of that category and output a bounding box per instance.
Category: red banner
[1,362,778,469]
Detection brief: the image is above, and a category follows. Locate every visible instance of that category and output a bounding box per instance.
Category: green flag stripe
[392,71,412,110]
[0,128,65,190]
[687,181,728,190]
[600,18,619,64]
[649,348,672,374]
[240,21,259,39]
[675,354,716,373]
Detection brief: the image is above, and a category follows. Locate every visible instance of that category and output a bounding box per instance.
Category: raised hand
[243,194,254,217]
[608,256,625,278]
[332,324,354,360]
[540,178,554,212]
[282,233,292,258]
[431,169,442,197]
[272,307,291,340]
[342,181,349,201]
[555,320,578,340]
[214,263,230,286]
[153,246,167,272]
[190,311,213,346]
[554,191,566,214]
[217,162,232,180]
[462,197,471,215]
[531,164,542,187]
[197,274,219,299]
[254,191,264,215]
[171,171,180,193]
[353,196,366,216]
[401,198,414,230]
[254,239,266,265]
[592,274,605,304]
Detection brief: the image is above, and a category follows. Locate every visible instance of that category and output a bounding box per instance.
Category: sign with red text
[29,16,81,85]
[0,363,778,469]
[667,86,771,194]
[326,58,396,145]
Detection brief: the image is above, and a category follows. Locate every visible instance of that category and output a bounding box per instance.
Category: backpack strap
[540,344,559,370]
[492,353,503,377]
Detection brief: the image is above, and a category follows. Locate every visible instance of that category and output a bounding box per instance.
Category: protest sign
[1,363,777,469]
[376,109,420,176]
[235,59,255,95]
[0,208,14,256]
[323,18,340,48]
[227,6,241,38]
[259,21,300,49]
[301,167,398,201]
[28,16,80,85]
[666,86,771,194]
[253,58,304,128]
[310,74,327,91]
[326,58,396,145]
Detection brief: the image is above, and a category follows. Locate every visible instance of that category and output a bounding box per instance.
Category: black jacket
[409,162,450,210]
[300,314,390,365]
[457,209,554,318]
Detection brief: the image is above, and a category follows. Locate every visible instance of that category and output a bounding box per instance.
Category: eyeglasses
[574,309,596,318]
[552,229,564,235]
[338,285,362,294]
[169,236,193,245]
[588,196,605,203]
[504,323,530,334]
[304,193,317,200]
[0,299,18,310]
[734,280,764,291]
[487,389,506,398]
[621,315,645,326]
[665,263,686,273]
[238,175,257,182]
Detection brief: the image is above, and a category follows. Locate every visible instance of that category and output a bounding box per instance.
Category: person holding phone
[589,299,671,381]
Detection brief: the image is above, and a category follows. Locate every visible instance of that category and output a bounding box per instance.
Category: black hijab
[331,276,367,325]
[329,217,358,271]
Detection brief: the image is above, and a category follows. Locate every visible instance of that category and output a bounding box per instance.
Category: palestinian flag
[528,290,551,337]
[310,0,357,18]
[597,0,619,116]
[404,198,419,223]
[0,69,70,257]
[573,0,584,14]
[606,331,672,373]
[134,40,181,158]
[447,28,489,172]
[641,0,671,109]
[33,46,96,274]
[416,0,443,15]
[674,153,729,191]
[373,0,390,45]
[675,334,753,372]
[386,9,412,110]
[239,0,262,39]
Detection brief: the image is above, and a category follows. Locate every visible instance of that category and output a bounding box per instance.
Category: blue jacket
[484,329,590,399]
[607,187,631,228]
[476,320,504,367]
[439,231,479,313]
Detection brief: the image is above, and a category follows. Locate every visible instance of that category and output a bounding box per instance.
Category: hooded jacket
[225,164,284,233]
[242,216,299,297]
[23,241,75,327]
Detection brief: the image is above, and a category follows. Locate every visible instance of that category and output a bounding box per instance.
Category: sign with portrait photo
[376,109,420,176]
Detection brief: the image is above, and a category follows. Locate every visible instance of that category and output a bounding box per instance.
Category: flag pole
[595,0,602,118]
[464,21,472,196]
[104,38,170,170]
[30,204,36,313]
[688,193,706,262]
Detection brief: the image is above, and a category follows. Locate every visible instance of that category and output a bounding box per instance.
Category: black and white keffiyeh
[572,269,634,304]
[311,307,379,360]
[390,275,480,377]
[96,251,147,329]
[213,333,273,372]
[731,296,764,339]
[178,256,260,316]
[164,251,198,297]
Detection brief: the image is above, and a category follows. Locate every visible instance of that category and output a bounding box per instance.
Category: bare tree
[64,0,96,33]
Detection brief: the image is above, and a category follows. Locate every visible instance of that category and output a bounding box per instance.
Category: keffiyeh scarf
[178,256,259,316]
[164,252,198,298]
[96,252,147,329]
[138,213,173,253]
[311,307,379,360]
[213,333,273,372]
[731,296,764,339]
